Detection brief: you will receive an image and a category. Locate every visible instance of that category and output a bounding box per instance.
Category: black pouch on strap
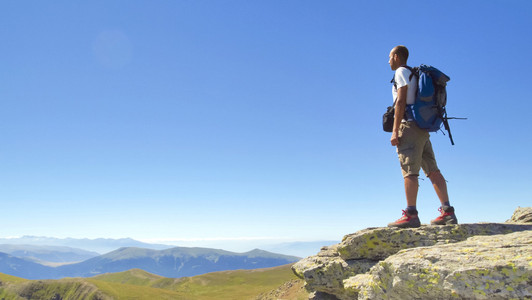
[383,105,394,132]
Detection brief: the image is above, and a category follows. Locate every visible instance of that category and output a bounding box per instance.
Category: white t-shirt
[392,66,417,105]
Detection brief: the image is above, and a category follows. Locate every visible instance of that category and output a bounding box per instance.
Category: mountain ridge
[0,236,174,254]
[0,244,99,264]
[0,236,337,258]
[0,245,300,280]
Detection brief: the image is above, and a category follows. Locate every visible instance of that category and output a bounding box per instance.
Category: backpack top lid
[418,64,450,86]
[414,64,450,105]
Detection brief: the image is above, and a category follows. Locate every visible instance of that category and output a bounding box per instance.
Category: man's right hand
[391,131,399,146]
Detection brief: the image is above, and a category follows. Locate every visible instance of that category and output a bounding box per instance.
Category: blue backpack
[394,64,464,145]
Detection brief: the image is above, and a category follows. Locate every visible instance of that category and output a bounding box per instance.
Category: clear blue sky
[1,1,531,250]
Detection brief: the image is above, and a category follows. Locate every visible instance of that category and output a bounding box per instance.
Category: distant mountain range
[0,235,338,258]
[0,235,333,281]
[0,246,300,280]
[0,236,173,254]
[0,244,99,265]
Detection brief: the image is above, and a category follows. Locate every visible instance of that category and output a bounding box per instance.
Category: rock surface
[345,231,532,299]
[506,206,532,223]
[292,207,532,299]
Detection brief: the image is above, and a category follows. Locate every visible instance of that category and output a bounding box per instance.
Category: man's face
[389,50,399,71]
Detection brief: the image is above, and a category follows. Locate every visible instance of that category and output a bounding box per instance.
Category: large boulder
[292,245,375,299]
[344,230,532,299]
[292,207,532,299]
[338,223,532,261]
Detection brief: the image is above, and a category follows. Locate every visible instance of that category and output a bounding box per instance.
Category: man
[387,45,458,228]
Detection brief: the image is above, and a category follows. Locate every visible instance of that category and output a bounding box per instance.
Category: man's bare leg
[405,175,419,207]
[428,171,458,225]
[388,175,421,228]
[428,171,449,205]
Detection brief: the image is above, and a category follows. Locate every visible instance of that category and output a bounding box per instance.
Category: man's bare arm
[391,85,407,146]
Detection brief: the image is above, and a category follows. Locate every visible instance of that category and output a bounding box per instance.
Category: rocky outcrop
[292,207,532,299]
[506,206,532,223]
[345,231,532,299]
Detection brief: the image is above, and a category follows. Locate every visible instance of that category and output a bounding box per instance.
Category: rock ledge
[292,207,532,299]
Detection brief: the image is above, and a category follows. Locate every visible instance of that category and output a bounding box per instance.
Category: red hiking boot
[388,210,421,228]
[431,206,458,225]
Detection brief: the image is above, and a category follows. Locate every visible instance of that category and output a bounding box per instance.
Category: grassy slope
[0,274,107,300]
[0,264,308,300]
[90,264,306,300]
[0,273,25,299]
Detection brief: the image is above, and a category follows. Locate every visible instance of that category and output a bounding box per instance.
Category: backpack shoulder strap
[391,65,416,88]
[400,65,417,81]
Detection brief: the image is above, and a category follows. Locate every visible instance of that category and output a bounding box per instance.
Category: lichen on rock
[292,245,376,298]
[337,223,532,261]
[344,231,532,299]
[292,206,532,299]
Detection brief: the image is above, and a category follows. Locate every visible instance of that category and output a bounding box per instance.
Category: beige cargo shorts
[397,121,440,178]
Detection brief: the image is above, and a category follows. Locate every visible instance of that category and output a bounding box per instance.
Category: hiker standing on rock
[387,45,458,228]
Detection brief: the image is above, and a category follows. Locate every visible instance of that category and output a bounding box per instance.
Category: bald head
[391,45,409,64]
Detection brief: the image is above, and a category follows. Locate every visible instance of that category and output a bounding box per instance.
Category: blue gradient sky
[1,1,531,250]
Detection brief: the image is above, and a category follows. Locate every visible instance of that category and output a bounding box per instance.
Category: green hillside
[0,264,308,300]
[0,274,108,300]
